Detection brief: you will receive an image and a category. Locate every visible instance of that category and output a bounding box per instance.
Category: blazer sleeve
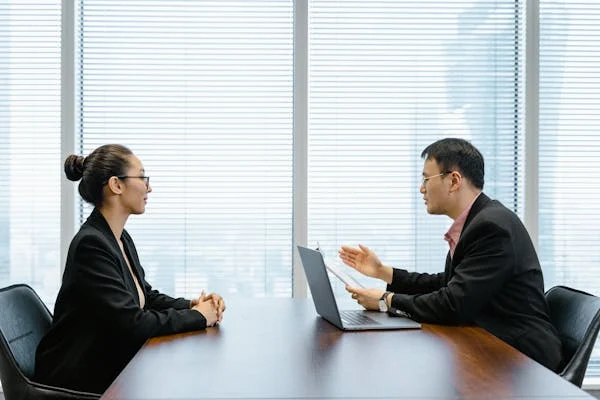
[389,220,514,324]
[144,283,191,311]
[387,268,446,294]
[72,234,207,343]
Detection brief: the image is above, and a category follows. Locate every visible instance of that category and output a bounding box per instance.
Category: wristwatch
[379,291,393,312]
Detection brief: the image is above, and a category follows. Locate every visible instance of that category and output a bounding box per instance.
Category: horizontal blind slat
[79,0,294,299]
[539,0,600,379]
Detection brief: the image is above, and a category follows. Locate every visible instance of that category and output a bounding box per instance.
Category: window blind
[77,0,294,299]
[539,0,600,379]
[0,1,61,306]
[307,0,525,292]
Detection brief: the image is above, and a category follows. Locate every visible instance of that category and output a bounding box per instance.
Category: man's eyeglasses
[421,171,452,185]
[103,175,150,189]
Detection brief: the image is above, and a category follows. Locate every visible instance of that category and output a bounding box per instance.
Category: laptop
[297,245,421,331]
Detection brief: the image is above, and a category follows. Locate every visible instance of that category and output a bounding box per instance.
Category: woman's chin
[132,206,146,215]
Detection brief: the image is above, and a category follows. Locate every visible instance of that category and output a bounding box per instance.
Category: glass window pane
[0,1,62,306]
[78,0,294,298]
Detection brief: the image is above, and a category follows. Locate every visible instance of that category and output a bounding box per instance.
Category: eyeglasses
[118,175,150,189]
[421,171,451,185]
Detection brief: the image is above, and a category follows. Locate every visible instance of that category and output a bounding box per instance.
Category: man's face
[420,158,451,215]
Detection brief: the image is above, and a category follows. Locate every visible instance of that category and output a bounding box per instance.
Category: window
[0,1,62,306]
[307,0,524,292]
[76,0,526,302]
[3,0,600,385]
[77,0,294,298]
[539,0,600,379]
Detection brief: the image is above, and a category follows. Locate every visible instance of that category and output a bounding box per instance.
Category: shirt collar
[444,192,482,249]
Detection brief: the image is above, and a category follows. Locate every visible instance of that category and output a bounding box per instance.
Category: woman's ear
[106,176,124,195]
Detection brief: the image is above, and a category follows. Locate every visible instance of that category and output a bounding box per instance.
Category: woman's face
[119,155,152,215]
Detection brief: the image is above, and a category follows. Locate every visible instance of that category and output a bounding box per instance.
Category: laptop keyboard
[340,310,379,326]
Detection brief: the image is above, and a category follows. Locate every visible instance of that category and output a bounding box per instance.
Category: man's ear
[106,176,124,195]
[449,171,463,192]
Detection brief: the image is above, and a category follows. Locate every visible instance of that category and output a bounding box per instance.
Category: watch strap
[379,291,393,312]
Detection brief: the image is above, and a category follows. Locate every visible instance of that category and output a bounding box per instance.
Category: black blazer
[34,208,207,394]
[387,193,562,371]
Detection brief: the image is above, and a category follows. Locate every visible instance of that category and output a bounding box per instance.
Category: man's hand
[345,286,386,311]
[338,244,393,283]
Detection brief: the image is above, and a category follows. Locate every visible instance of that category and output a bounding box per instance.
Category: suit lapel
[444,252,453,284]
[121,235,144,288]
[461,192,490,233]
[446,193,491,275]
[85,208,141,305]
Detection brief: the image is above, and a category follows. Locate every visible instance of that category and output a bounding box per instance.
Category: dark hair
[421,138,484,189]
[64,144,134,206]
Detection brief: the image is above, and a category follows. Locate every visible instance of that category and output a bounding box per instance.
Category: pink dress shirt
[444,193,481,258]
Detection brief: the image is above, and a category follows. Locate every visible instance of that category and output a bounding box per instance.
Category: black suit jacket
[387,193,562,371]
[34,208,207,394]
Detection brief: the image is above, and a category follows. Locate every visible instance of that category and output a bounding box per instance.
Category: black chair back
[546,285,600,388]
[0,284,99,399]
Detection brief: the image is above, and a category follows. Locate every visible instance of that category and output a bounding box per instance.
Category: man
[339,138,563,371]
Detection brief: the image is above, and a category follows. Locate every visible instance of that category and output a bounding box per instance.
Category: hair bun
[64,154,85,181]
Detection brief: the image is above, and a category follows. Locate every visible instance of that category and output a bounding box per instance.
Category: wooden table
[101,299,593,399]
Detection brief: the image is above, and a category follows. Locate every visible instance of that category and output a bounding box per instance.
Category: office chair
[546,285,600,388]
[0,284,100,400]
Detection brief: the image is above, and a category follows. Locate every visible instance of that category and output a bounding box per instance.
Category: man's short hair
[421,138,484,189]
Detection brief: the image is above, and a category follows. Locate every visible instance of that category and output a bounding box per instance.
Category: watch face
[379,299,387,312]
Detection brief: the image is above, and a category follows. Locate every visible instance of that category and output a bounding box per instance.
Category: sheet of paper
[325,259,365,288]
[317,245,364,288]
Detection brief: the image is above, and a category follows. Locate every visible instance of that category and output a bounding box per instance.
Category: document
[325,260,365,288]
[317,245,365,288]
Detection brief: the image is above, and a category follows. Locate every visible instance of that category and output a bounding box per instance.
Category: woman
[35,144,225,394]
